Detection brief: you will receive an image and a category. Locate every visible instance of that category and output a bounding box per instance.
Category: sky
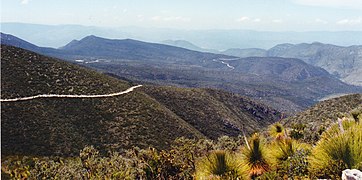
[1,0,362,31]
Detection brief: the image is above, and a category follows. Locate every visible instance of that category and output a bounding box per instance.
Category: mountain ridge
[1,45,281,156]
[222,42,362,86]
[2,33,361,114]
[3,22,362,49]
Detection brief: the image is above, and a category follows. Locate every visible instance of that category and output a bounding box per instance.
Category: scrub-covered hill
[1,45,281,157]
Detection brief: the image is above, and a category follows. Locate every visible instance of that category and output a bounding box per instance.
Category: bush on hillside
[195,150,245,179]
[270,142,310,178]
[240,133,272,179]
[308,120,362,179]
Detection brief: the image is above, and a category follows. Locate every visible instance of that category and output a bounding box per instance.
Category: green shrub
[289,123,306,140]
[1,156,31,179]
[308,121,362,178]
[195,150,245,179]
[169,138,214,179]
[268,123,286,140]
[214,136,241,151]
[350,106,362,122]
[241,133,272,179]
[1,146,140,179]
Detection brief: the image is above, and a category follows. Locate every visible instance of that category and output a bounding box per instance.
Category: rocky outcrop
[342,169,362,180]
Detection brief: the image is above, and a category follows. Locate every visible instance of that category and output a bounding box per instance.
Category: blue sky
[1,0,362,31]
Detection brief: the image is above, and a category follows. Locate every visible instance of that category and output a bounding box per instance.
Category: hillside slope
[1,45,281,157]
[1,45,203,156]
[281,93,362,142]
[143,86,281,139]
[268,42,362,86]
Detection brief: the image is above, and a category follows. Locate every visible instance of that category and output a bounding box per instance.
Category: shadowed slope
[1,45,203,156]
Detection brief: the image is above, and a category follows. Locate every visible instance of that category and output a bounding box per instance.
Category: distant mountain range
[1,33,361,114]
[2,22,362,49]
[1,45,281,156]
[58,35,230,62]
[161,39,219,53]
[222,42,362,86]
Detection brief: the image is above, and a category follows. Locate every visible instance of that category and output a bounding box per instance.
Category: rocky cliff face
[267,43,362,86]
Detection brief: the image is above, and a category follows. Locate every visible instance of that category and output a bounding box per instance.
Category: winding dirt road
[0,85,143,102]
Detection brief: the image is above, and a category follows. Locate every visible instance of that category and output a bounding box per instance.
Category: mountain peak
[81,35,105,41]
[0,32,40,51]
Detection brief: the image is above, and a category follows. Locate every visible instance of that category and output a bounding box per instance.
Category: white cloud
[253,18,261,22]
[236,17,262,23]
[315,18,328,24]
[293,0,362,9]
[336,17,362,25]
[151,16,190,22]
[272,19,283,23]
[236,16,250,22]
[21,0,30,5]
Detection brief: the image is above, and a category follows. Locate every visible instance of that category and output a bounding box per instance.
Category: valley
[223,42,362,86]
[1,45,281,157]
[2,33,361,115]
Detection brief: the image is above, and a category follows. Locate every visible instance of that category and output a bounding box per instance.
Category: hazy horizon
[2,0,362,31]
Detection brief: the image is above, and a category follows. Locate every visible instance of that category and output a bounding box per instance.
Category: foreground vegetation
[2,107,361,179]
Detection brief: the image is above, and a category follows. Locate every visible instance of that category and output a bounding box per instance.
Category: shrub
[126,138,215,179]
[1,146,140,179]
[268,122,311,178]
[169,138,214,179]
[308,121,362,178]
[214,136,240,151]
[241,133,272,179]
[289,123,306,140]
[268,123,286,140]
[1,156,31,179]
[195,150,244,179]
[350,106,362,122]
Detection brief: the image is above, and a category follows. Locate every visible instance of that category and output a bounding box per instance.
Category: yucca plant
[309,120,362,178]
[195,150,244,179]
[241,133,271,179]
[269,138,310,178]
[270,138,310,163]
[268,123,286,141]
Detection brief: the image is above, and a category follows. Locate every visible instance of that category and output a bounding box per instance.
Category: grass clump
[241,133,271,179]
[308,120,362,178]
[269,138,310,178]
[195,150,244,179]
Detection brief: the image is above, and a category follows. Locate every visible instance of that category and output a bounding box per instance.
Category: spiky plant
[309,120,362,178]
[268,123,286,140]
[241,133,271,179]
[319,118,356,140]
[195,150,244,179]
[270,138,310,163]
[269,138,310,177]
